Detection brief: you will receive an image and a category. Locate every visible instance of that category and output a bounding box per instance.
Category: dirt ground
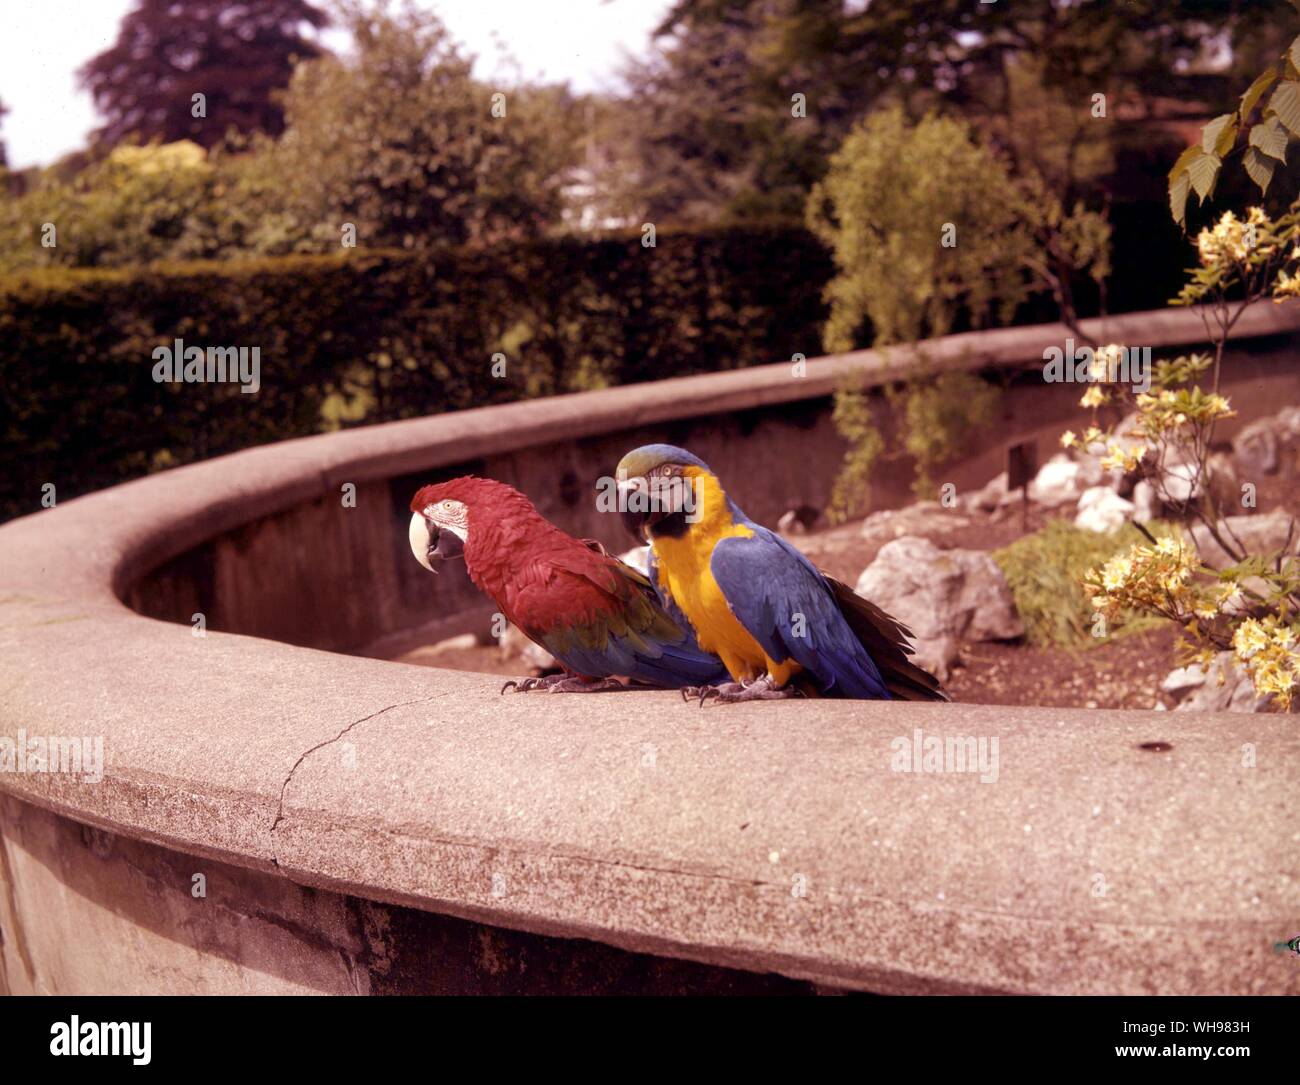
[396,461,1299,710]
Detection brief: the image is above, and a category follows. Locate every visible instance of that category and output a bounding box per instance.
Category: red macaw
[408,476,730,692]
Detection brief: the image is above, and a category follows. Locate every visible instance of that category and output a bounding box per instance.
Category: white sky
[0,0,670,169]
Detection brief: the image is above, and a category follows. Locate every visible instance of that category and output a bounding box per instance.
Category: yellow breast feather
[651,468,800,683]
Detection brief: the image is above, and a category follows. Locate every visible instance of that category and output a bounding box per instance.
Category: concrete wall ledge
[1,303,1297,994]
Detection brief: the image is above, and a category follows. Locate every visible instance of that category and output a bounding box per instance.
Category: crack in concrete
[269,694,446,866]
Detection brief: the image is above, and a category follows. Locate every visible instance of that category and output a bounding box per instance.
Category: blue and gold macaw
[615,444,947,703]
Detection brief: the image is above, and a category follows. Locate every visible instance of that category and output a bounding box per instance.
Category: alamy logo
[50,1016,151,1065]
[151,338,260,393]
[0,729,103,783]
[1042,339,1151,393]
[596,471,705,523]
[890,727,999,783]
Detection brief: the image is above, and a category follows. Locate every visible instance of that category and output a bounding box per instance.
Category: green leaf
[1186,152,1221,203]
[1202,113,1235,155]
[1269,80,1300,136]
[1241,66,1280,117]
[1243,147,1277,194]
[1169,171,1191,225]
[1249,114,1289,161]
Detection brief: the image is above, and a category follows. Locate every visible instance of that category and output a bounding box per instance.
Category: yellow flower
[1101,556,1132,591]
[1091,344,1125,381]
[1080,385,1108,409]
[1215,583,1243,611]
[1204,395,1233,419]
[1060,430,1077,449]
[1233,619,1269,658]
[1100,443,1142,473]
[1274,270,1300,301]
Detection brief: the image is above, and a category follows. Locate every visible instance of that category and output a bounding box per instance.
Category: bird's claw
[502,675,624,694]
[501,676,548,694]
[684,676,801,705]
[681,684,723,706]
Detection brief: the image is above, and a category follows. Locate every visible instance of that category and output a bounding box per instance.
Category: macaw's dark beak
[432,525,464,561]
[620,505,649,544]
[409,513,464,573]
[617,478,659,543]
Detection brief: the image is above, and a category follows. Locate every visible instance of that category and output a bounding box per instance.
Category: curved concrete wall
[1,304,1298,994]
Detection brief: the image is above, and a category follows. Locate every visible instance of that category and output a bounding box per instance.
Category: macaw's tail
[825,577,950,702]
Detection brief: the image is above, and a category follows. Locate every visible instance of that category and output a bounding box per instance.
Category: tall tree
[226,0,579,251]
[79,0,329,149]
[619,0,1296,223]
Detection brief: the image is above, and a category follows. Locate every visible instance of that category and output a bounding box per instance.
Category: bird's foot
[682,676,802,706]
[501,674,625,694]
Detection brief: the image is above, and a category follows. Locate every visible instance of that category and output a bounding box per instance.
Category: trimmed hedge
[0,223,833,521]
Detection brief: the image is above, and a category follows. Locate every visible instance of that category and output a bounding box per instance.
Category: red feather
[411,477,650,640]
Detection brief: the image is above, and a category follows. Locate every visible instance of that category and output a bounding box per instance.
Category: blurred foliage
[807,107,1109,352]
[814,107,1107,520]
[891,369,1001,499]
[627,0,1296,225]
[78,0,328,149]
[229,0,581,251]
[1169,7,1300,225]
[0,222,831,521]
[828,363,1001,522]
[0,142,233,271]
[992,520,1173,649]
[611,3,822,223]
[0,3,580,268]
[827,381,884,524]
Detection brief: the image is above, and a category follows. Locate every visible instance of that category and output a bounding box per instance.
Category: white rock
[1074,486,1136,533]
[777,506,820,535]
[860,501,970,539]
[1168,652,1271,713]
[498,623,556,671]
[1232,406,1300,476]
[1159,449,1202,504]
[962,472,1009,513]
[1161,662,1207,698]
[1189,508,1300,570]
[1131,480,1158,522]
[854,535,1023,680]
[1027,454,1084,506]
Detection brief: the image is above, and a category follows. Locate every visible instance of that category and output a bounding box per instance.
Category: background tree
[619,0,1294,225]
[229,0,578,252]
[78,0,329,149]
[811,106,1109,518]
[807,107,1108,351]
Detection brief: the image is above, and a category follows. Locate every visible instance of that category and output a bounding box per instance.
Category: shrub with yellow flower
[1060,201,1300,711]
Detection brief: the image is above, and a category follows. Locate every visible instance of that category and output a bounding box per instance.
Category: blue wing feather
[710,528,890,699]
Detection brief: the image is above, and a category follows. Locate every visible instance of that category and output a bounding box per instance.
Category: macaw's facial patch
[604,464,705,542]
[423,498,469,540]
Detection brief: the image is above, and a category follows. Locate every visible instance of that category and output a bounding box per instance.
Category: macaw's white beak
[409,512,435,572]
